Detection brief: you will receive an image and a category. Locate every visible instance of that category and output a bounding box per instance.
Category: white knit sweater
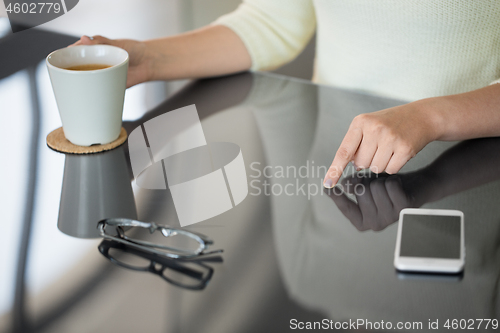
[215,0,500,101]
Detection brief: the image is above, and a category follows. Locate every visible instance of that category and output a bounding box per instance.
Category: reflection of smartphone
[394,208,465,274]
[397,271,463,282]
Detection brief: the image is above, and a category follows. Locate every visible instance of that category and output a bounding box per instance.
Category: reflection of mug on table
[46,45,128,146]
[58,146,137,238]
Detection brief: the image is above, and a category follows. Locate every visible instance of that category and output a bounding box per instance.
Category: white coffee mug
[46,45,129,146]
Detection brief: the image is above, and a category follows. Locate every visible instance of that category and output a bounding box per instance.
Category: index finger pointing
[323,128,363,188]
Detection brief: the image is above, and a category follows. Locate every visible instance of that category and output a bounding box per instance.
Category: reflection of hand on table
[327,137,500,231]
[327,172,425,231]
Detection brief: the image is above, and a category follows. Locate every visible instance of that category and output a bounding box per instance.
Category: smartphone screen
[399,214,461,259]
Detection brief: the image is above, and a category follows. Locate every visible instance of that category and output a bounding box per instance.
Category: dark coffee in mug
[65,64,111,71]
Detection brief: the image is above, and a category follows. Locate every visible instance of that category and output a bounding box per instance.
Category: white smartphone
[394,208,465,274]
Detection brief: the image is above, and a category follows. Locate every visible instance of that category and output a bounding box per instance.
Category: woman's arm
[73,25,251,88]
[323,83,500,188]
[145,25,253,81]
[431,83,500,140]
[73,0,315,87]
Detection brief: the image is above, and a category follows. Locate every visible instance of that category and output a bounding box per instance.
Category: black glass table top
[2,28,500,333]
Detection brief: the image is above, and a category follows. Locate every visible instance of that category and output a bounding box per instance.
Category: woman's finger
[385,151,411,174]
[70,35,113,48]
[90,35,112,45]
[370,147,393,174]
[68,35,95,47]
[324,127,363,188]
[352,136,377,170]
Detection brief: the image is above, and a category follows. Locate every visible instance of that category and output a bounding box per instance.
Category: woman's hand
[70,35,153,88]
[323,100,441,188]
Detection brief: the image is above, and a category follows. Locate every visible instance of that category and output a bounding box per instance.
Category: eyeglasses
[98,239,221,290]
[97,218,223,259]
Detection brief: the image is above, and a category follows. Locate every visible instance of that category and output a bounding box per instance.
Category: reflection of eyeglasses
[97,218,223,259]
[98,239,220,290]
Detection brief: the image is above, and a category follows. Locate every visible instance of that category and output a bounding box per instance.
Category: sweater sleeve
[213,0,316,71]
[489,78,500,85]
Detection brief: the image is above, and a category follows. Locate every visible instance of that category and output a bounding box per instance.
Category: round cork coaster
[46,127,127,154]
